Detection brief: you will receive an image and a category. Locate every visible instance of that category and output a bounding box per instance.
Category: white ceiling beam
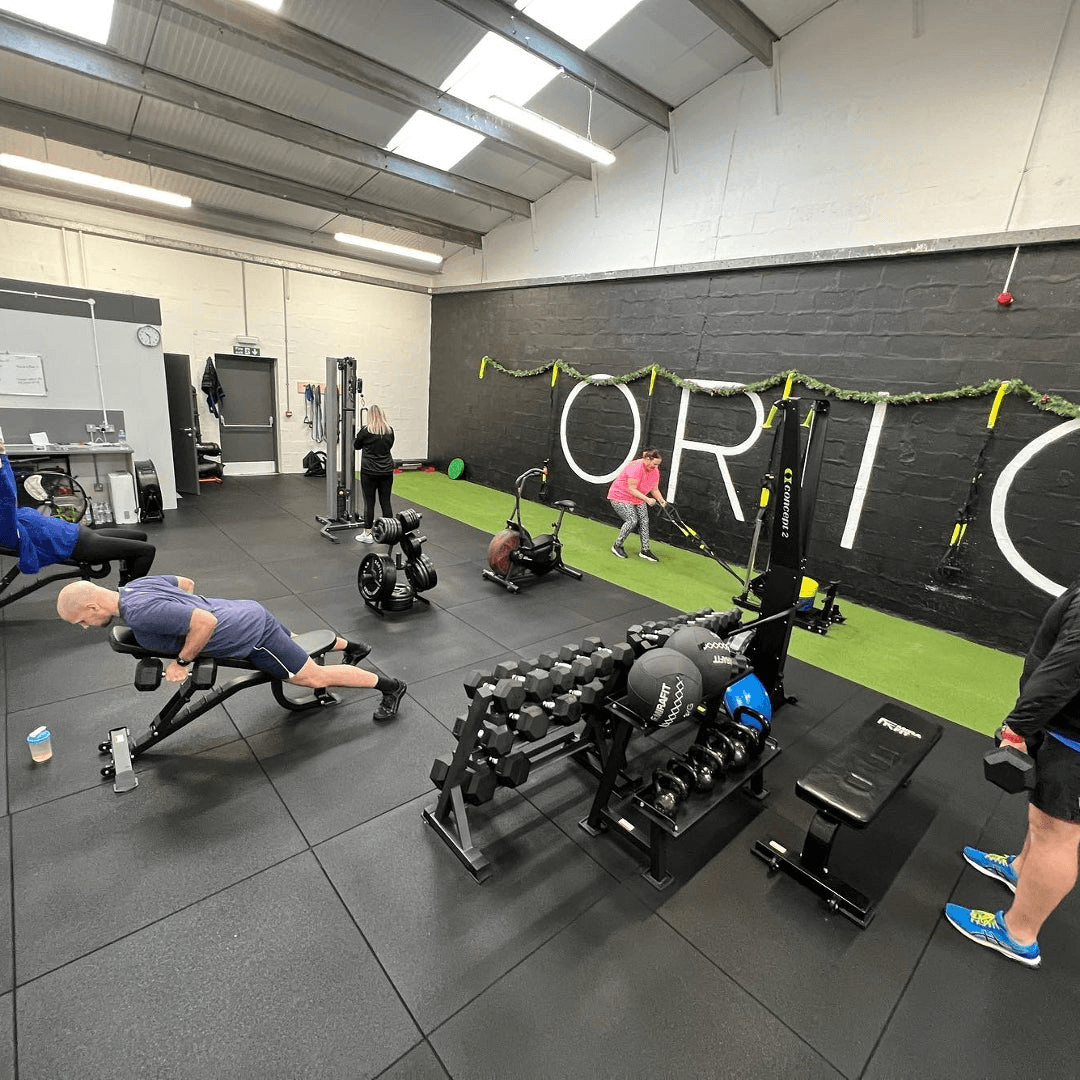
[685,0,778,66]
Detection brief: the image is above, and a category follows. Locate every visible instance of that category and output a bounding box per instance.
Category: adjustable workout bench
[0,546,112,610]
[753,701,942,926]
[101,625,339,792]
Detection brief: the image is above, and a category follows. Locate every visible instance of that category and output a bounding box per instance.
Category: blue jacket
[0,454,80,574]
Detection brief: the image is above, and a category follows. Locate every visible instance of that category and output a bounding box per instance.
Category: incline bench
[0,545,112,610]
[102,625,340,792]
[753,701,942,927]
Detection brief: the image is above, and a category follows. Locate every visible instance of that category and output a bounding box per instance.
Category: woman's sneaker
[611,543,628,559]
[355,531,375,544]
[639,549,659,563]
[963,847,1018,893]
[944,905,1040,967]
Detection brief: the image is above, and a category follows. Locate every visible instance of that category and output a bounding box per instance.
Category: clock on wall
[136,324,162,347]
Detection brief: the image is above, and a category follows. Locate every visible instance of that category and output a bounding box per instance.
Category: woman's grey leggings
[611,500,651,550]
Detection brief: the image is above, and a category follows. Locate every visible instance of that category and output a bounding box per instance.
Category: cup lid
[27,726,51,743]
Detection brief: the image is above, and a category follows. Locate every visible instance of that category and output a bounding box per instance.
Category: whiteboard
[0,353,47,396]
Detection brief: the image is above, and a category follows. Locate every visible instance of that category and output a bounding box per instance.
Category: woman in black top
[354,404,395,543]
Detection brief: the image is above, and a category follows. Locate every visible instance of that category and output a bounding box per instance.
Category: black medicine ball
[625,648,703,728]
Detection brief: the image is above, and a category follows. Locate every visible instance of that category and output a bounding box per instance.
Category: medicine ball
[625,647,703,728]
[666,625,740,699]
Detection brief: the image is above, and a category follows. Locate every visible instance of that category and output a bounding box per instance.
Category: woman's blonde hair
[365,404,391,435]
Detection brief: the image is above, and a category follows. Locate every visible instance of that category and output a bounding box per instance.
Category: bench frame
[0,546,112,610]
[101,626,340,782]
[753,702,942,927]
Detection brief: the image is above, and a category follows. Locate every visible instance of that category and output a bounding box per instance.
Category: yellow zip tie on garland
[986,381,1009,429]
[479,356,488,379]
[551,362,560,387]
[763,371,796,429]
[649,365,658,396]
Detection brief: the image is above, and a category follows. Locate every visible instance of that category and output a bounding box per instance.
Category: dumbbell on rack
[430,754,497,805]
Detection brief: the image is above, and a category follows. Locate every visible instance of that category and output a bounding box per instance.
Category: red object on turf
[996,292,1014,307]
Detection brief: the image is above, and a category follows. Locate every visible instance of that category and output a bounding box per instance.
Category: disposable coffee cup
[27,726,52,763]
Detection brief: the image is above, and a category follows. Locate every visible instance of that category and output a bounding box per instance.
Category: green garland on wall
[476,356,1080,418]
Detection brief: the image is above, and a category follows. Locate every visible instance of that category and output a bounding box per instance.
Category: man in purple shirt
[56,575,405,722]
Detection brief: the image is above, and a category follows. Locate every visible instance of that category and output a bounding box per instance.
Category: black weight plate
[398,508,422,531]
[372,517,403,544]
[406,554,438,593]
[399,532,426,560]
[358,553,397,600]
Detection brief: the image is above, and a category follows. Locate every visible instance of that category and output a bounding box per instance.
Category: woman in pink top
[607,448,666,562]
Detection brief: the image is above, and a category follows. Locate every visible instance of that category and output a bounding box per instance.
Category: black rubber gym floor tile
[0,832,11,996]
[296,583,384,638]
[419,561,499,610]
[263,552,362,594]
[430,886,844,1080]
[316,790,619,1033]
[7,684,241,812]
[179,561,299,603]
[3,624,133,710]
[656,718,1001,1079]
[558,573,663,623]
[864,880,1080,1079]
[449,590,594,650]
[0,995,12,1080]
[11,739,307,984]
[246,699,450,845]
[375,1040,449,1080]
[15,854,422,1080]
[358,606,508,683]
[408,653,528,735]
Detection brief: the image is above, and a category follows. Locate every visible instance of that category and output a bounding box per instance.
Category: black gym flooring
[1,475,1077,1080]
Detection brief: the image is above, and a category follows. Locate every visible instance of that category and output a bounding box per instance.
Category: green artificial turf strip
[395,472,1020,735]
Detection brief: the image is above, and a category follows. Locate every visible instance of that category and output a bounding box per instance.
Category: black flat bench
[753,701,942,926]
[0,545,112,610]
[101,625,339,790]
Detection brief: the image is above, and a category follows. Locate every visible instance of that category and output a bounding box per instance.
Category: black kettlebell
[711,723,751,767]
[728,719,764,758]
[701,725,743,769]
[732,705,771,741]
[684,744,721,790]
[668,755,708,794]
[652,768,690,814]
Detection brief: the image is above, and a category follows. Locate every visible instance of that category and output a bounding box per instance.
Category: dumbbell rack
[423,679,630,883]
[357,509,438,615]
[580,697,780,889]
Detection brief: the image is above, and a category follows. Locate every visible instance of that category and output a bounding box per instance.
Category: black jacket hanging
[201,357,226,419]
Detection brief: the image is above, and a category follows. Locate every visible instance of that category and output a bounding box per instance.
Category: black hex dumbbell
[984,744,1035,793]
[451,715,515,756]
[495,750,531,788]
[430,755,498,805]
[463,673,527,714]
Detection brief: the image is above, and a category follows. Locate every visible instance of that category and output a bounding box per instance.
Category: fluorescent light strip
[240,0,283,11]
[334,233,443,265]
[0,154,192,208]
[485,97,615,165]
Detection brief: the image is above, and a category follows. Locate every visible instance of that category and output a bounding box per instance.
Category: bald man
[57,576,406,722]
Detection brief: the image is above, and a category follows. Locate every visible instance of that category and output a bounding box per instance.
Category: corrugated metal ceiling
[0,0,835,275]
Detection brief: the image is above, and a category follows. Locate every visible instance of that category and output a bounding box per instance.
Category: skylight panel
[516,0,643,51]
[0,0,114,45]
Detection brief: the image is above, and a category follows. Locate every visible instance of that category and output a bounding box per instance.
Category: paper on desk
[29,432,52,447]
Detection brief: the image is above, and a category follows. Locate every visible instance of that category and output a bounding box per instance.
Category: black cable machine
[315,355,365,542]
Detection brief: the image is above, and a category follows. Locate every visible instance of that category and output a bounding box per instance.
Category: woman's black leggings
[71,525,156,585]
[360,473,395,529]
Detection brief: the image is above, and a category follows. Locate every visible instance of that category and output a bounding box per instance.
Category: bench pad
[796,703,942,827]
[109,625,337,668]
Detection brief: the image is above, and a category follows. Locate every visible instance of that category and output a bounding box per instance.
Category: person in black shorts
[1,443,155,586]
[946,581,1080,967]
[353,404,395,544]
[56,576,406,722]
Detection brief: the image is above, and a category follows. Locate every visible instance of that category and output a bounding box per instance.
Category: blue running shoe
[944,905,1040,967]
[963,847,1018,894]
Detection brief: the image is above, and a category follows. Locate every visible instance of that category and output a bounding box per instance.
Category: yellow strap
[479,357,488,379]
[551,362,559,387]
[987,381,1009,429]
[649,365,657,396]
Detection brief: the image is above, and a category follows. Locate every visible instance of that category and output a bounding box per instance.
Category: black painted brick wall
[429,243,1080,654]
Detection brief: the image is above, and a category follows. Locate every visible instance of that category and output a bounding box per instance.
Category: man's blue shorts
[246,618,310,679]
